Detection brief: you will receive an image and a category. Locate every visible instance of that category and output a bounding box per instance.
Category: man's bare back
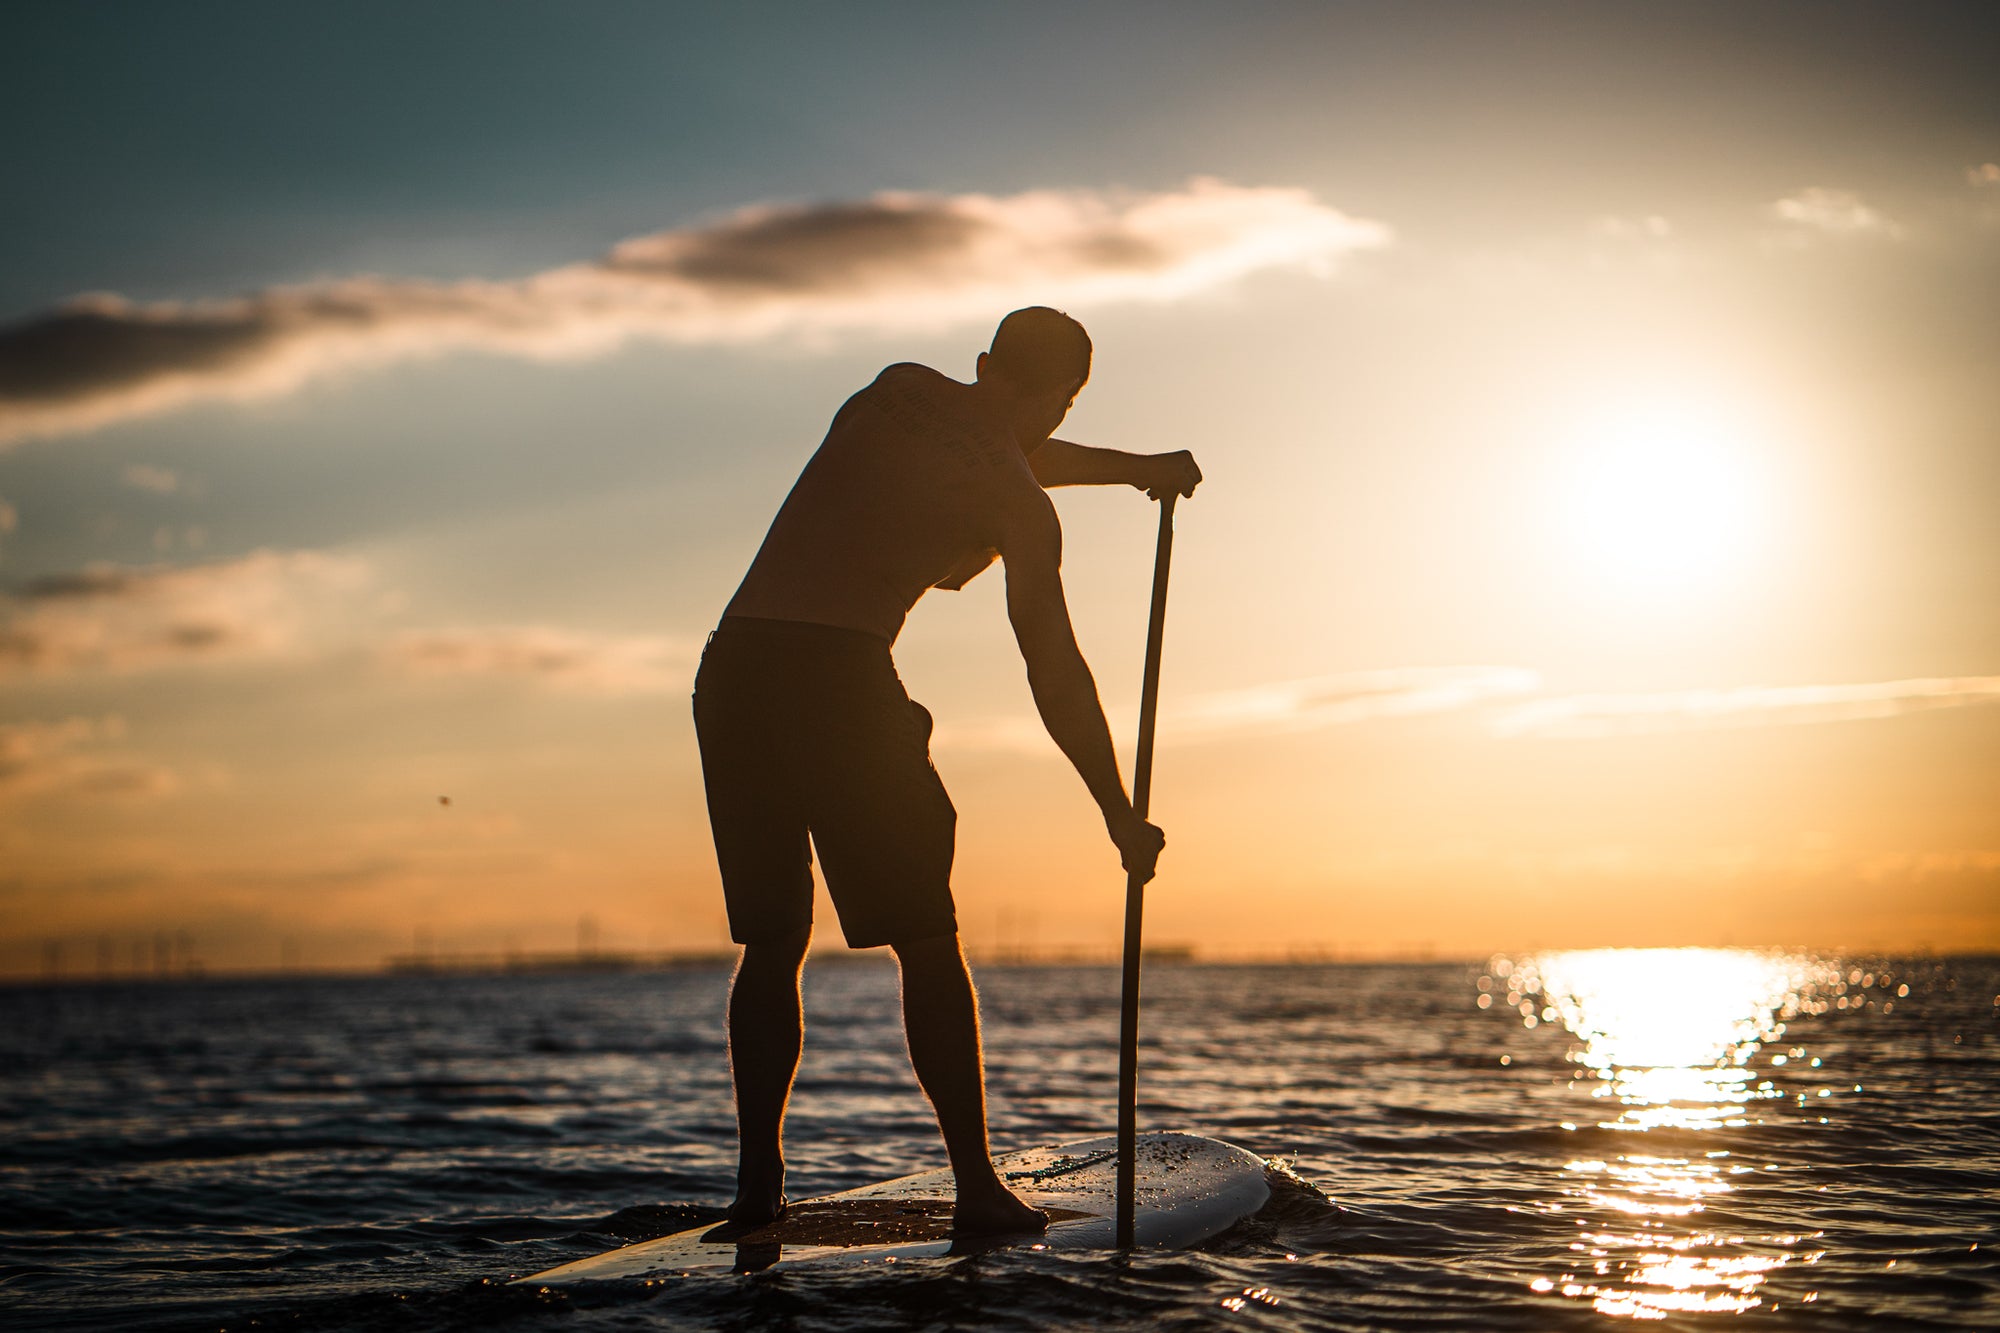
[725,362,1055,642]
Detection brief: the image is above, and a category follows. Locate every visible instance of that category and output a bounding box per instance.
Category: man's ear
[975,350,991,381]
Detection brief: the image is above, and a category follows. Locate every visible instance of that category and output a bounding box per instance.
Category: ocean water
[3,952,1996,1331]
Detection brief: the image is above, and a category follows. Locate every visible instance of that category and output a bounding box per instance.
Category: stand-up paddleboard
[515,1130,1267,1282]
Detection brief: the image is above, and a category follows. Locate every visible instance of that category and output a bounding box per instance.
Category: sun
[1556,400,1767,597]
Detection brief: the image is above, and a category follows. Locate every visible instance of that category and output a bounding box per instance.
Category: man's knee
[890,931,964,974]
[740,925,811,973]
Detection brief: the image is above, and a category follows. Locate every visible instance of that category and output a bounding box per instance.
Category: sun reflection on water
[1485,948,1844,1320]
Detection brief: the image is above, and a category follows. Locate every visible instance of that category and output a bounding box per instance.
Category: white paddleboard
[516,1130,1268,1283]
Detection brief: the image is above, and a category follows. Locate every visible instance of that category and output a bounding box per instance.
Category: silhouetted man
[693,307,1201,1235]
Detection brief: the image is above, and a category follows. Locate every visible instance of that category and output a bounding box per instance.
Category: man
[693,307,1201,1236]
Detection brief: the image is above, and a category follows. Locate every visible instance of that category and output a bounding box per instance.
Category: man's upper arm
[1000,495,1079,667]
[1025,437,1075,488]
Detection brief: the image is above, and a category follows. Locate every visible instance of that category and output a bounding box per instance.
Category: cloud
[387,625,694,695]
[0,179,1390,447]
[121,463,182,494]
[0,715,177,802]
[1491,676,2000,738]
[1590,214,1673,241]
[1968,163,2000,187]
[0,548,367,675]
[1770,187,1905,239]
[934,665,1539,753]
[1172,666,1542,735]
[3,551,693,693]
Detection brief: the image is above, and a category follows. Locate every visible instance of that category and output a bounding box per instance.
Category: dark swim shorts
[692,616,958,949]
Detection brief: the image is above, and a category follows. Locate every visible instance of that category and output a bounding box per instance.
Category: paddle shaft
[1116,492,1176,1248]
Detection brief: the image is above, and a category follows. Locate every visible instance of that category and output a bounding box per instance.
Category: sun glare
[1557,401,1767,597]
[1486,948,1846,1320]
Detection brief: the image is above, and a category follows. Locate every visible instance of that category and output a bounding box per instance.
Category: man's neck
[964,378,1035,455]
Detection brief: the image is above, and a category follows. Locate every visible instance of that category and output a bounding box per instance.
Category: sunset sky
[4,2,1997,977]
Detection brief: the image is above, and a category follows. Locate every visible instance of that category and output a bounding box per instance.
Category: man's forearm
[1025,651,1132,821]
[1027,438,1149,489]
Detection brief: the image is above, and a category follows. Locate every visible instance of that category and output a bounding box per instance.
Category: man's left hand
[1142,450,1202,501]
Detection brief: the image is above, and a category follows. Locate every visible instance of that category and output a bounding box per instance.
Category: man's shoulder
[869,361,952,395]
[848,364,1023,477]
[848,362,951,422]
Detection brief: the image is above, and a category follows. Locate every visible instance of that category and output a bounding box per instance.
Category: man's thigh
[693,642,815,945]
[803,695,958,950]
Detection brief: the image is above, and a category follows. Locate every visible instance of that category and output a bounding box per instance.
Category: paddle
[1116,491,1177,1248]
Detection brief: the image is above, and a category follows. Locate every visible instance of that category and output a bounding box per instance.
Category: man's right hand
[1143,450,1202,501]
[1108,809,1166,884]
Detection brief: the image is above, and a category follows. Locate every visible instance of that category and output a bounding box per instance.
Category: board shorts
[692,615,958,949]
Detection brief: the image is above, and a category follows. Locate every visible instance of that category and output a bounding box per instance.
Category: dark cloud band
[0,180,1388,446]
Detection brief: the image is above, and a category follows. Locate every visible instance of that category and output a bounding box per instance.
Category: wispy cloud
[934,665,1539,753]
[121,463,183,494]
[1968,163,2000,187]
[0,715,177,802]
[1173,666,1542,735]
[0,548,367,675]
[1590,214,1673,241]
[1,549,698,692]
[1770,187,1905,239]
[387,625,694,695]
[1492,676,2000,738]
[0,179,1390,447]
[940,670,2000,751]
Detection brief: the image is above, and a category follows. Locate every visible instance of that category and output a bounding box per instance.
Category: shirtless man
[693,307,1201,1235]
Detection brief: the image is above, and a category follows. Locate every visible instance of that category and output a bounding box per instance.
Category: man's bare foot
[952,1181,1049,1236]
[723,1183,786,1229]
[718,1163,786,1230]
[704,1189,787,1243]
